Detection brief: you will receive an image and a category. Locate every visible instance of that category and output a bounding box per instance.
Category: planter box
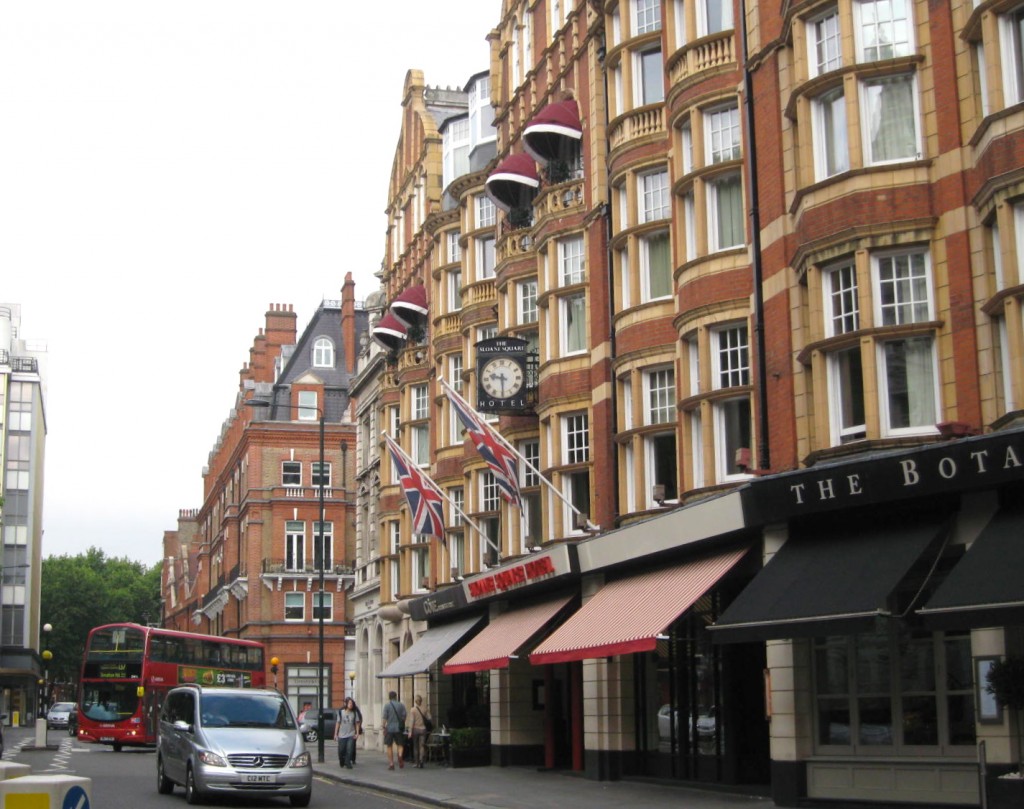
[986,774,1024,809]
[449,747,490,768]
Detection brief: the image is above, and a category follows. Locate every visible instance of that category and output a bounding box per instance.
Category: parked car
[46,702,75,730]
[156,685,311,807]
[299,708,337,743]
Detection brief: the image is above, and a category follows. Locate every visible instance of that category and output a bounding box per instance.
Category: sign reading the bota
[746,427,1024,522]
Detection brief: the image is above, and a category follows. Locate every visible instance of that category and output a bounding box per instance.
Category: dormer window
[313,337,334,368]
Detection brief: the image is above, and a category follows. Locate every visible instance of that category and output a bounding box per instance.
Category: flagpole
[382,431,503,558]
[439,378,600,531]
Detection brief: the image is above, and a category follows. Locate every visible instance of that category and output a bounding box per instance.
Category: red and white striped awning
[390,284,429,330]
[371,311,408,352]
[485,152,540,212]
[443,595,572,674]
[529,549,747,666]
[524,99,583,164]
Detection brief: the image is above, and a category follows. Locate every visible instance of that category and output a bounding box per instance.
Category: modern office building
[0,304,48,726]
[162,278,368,718]
[352,0,1024,806]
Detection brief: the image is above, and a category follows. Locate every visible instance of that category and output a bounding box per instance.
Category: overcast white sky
[1,1,499,565]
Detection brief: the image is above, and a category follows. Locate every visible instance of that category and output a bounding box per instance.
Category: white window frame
[412,543,429,592]
[448,269,463,311]
[859,73,921,166]
[683,192,697,261]
[823,259,860,337]
[622,377,635,431]
[639,169,670,223]
[634,0,662,34]
[518,279,538,323]
[313,521,333,571]
[808,6,842,77]
[712,324,750,389]
[708,172,744,251]
[559,235,585,285]
[872,248,933,326]
[560,293,587,355]
[673,0,688,48]
[645,367,676,424]
[877,335,940,437]
[704,103,741,165]
[448,230,462,264]
[812,85,849,180]
[476,194,496,228]
[286,520,305,572]
[285,592,305,622]
[477,236,496,280]
[999,8,1024,107]
[312,337,334,368]
[713,396,753,482]
[689,409,705,488]
[313,591,333,622]
[562,412,590,465]
[854,0,913,63]
[312,461,331,489]
[634,46,665,106]
[640,230,672,301]
[618,246,632,309]
[698,0,733,36]
[282,461,302,488]
[827,345,867,444]
[298,390,318,421]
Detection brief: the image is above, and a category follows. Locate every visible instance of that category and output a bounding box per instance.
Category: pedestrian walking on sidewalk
[409,695,432,768]
[334,698,360,769]
[382,691,407,770]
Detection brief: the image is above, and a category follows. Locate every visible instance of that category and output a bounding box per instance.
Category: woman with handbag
[409,694,433,768]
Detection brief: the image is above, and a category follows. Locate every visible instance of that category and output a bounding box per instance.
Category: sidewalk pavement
[311,741,774,809]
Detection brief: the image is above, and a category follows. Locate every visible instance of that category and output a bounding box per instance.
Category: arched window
[312,337,334,368]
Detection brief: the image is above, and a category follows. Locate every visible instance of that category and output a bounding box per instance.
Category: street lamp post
[247,397,327,763]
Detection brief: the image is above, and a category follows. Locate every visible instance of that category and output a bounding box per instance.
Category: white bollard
[0,760,31,780]
[34,717,48,748]
[0,774,92,808]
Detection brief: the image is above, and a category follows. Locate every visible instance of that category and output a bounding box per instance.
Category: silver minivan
[156,685,312,807]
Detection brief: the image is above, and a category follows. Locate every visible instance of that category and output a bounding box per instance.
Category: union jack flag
[384,434,446,542]
[443,383,522,509]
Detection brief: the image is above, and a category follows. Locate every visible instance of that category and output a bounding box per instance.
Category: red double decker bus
[76,623,266,750]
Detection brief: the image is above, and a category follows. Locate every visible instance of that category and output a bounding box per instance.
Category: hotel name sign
[748,429,1024,521]
[408,544,576,621]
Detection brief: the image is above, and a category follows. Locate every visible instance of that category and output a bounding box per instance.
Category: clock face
[480,356,525,400]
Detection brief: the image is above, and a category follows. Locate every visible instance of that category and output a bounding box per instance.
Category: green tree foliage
[40,548,162,687]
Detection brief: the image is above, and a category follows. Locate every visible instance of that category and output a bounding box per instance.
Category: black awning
[917,507,1024,629]
[710,517,949,643]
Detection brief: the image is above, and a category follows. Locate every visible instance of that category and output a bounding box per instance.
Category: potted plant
[448,726,490,768]
[986,656,1024,806]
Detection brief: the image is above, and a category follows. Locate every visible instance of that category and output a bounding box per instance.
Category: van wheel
[157,756,174,794]
[185,766,203,805]
[304,729,317,743]
[290,792,312,808]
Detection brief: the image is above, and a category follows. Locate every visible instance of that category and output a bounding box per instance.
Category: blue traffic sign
[63,784,90,809]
